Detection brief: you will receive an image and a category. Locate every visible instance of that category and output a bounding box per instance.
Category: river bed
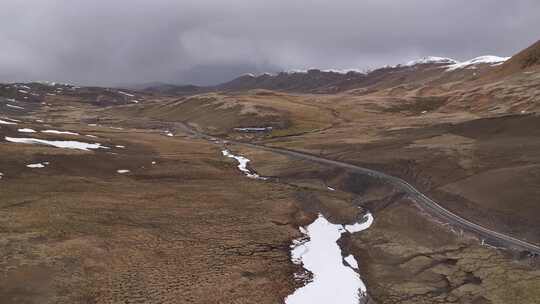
[219,148,374,303]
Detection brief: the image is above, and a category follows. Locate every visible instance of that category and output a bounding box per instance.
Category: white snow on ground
[26,163,46,168]
[7,104,24,110]
[344,213,374,233]
[42,130,80,136]
[446,55,510,71]
[405,56,458,66]
[85,134,98,138]
[131,100,140,104]
[0,119,17,125]
[344,255,359,270]
[151,161,157,165]
[117,169,130,174]
[5,137,105,151]
[18,128,36,133]
[0,172,3,179]
[115,145,125,148]
[221,150,267,180]
[18,90,28,94]
[285,214,370,304]
[327,186,335,191]
[165,131,174,137]
[118,91,135,97]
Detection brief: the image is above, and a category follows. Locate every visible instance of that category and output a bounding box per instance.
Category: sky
[1,0,539,86]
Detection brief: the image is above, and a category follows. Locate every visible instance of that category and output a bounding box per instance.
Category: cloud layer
[1,0,539,85]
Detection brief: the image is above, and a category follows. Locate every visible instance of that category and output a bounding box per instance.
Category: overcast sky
[1,0,539,86]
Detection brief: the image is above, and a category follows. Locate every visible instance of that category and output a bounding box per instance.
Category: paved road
[177,123,540,255]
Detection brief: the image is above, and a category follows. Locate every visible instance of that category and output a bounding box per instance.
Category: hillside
[488,40,540,78]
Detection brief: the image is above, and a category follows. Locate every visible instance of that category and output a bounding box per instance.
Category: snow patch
[7,104,24,110]
[446,55,510,71]
[0,119,17,125]
[286,68,366,75]
[42,130,80,136]
[221,150,267,180]
[285,213,371,304]
[117,169,130,174]
[405,56,458,66]
[344,213,374,233]
[5,137,105,151]
[26,163,46,168]
[18,128,36,133]
[118,91,135,97]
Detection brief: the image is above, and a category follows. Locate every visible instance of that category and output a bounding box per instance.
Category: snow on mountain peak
[446,55,510,71]
[234,54,510,80]
[405,56,458,66]
[285,68,367,75]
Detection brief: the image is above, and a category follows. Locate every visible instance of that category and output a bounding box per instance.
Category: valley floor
[1,75,540,303]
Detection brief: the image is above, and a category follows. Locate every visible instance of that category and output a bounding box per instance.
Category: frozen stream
[220,148,374,303]
[221,150,267,180]
[285,212,374,304]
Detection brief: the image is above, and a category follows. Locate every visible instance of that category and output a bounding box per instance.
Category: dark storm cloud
[1,0,539,85]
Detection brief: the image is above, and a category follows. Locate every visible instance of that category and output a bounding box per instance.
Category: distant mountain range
[136,40,539,95]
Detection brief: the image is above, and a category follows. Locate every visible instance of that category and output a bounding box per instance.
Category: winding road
[177,123,540,255]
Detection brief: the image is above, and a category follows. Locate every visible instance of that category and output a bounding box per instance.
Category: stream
[221,149,374,303]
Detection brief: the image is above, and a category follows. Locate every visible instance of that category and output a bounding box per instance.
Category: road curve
[177,123,540,254]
